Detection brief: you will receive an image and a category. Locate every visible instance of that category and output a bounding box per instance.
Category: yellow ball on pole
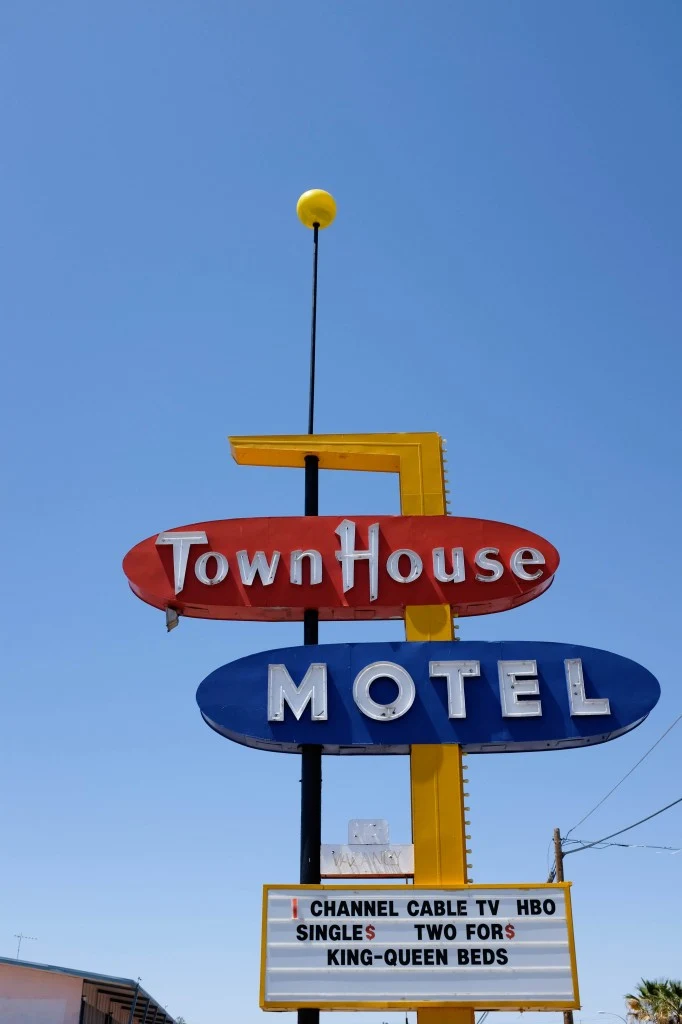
[297,189,336,229]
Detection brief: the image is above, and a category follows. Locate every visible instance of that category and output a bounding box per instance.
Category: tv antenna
[14,933,37,959]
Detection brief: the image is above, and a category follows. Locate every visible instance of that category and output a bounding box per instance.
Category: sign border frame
[260,882,580,1012]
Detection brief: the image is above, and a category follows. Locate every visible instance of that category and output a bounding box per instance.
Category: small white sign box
[261,883,579,1011]
[321,819,414,879]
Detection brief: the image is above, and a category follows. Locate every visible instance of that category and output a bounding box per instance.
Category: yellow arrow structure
[231,431,472,1024]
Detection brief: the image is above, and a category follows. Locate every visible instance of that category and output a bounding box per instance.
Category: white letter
[155,531,207,595]
[498,660,542,717]
[475,547,504,582]
[566,659,610,716]
[236,550,280,585]
[353,662,415,721]
[433,547,465,583]
[386,548,423,583]
[267,664,328,721]
[510,547,545,581]
[290,549,323,586]
[430,660,480,718]
[195,551,228,585]
[335,519,379,602]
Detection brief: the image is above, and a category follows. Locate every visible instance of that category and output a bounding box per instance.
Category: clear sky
[1,2,681,1022]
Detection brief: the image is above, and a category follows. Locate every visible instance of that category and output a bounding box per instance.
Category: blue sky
[1,2,681,1021]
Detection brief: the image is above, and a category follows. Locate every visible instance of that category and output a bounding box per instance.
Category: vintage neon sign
[196,640,660,753]
[123,515,559,621]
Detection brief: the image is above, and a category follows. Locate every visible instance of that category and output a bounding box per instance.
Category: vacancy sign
[261,884,579,1011]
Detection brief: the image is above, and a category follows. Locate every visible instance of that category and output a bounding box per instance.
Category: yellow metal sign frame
[231,432,580,1020]
[259,882,580,1012]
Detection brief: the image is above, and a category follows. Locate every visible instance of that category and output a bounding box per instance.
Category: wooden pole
[553,828,574,1024]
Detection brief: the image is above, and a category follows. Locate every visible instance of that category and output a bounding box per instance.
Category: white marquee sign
[261,883,579,1011]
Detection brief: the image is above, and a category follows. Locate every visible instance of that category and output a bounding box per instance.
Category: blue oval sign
[196,641,660,754]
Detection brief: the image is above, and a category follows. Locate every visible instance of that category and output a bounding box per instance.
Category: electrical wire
[565,839,682,853]
[562,795,682,858]
[564,713,682,838]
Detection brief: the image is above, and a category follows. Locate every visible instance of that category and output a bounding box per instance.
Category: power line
[546,838,554,876]
[562,795,682,859]
[548,796,682,880]
[564,713,682,839]
[565,839,682,854]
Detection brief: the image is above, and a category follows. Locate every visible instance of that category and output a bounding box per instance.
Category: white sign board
[320,844,414,878]
[348,819,390,844]
[261,884,579,1011]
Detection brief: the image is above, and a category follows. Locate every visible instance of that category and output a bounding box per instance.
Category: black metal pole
[299,224,321,1024]
[307,224,319,435]
[300,457,321,883]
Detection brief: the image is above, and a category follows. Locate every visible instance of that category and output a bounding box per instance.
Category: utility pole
[553,828,574,1024]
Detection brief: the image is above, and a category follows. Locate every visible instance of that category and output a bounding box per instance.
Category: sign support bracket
[230,431,474,1024]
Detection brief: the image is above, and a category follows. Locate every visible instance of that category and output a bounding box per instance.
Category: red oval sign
[123,516,559,622]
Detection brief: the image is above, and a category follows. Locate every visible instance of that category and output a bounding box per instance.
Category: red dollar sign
[505,924,515,939]
[366,924,376,940]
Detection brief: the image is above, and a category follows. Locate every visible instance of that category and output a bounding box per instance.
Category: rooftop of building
[0,956,177,1023]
